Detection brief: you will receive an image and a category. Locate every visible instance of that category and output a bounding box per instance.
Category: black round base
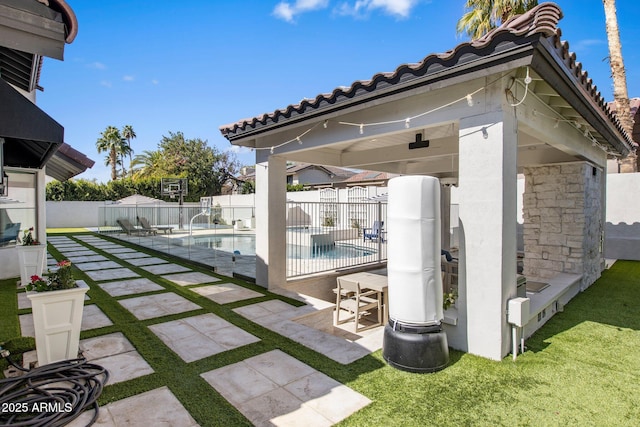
[382,322,449,373]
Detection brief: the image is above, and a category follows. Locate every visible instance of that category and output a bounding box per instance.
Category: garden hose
[0,350,108,427]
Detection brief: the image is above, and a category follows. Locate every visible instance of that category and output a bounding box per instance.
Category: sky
[36,0,640,184]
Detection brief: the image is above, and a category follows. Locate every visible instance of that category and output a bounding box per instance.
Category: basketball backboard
[161,178,188,197]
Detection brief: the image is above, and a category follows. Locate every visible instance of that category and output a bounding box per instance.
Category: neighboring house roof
[220,3,632,157]
[286,163,356,179]
[237,163,357,182]
[342,171,400,184]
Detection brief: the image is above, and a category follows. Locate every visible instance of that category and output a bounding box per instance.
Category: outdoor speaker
[383,175,449,373]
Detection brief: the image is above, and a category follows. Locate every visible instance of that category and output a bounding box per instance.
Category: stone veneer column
[522,162,603,290]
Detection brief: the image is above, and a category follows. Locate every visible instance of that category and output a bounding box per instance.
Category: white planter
[26,280,89,365]
[17,245,47,286]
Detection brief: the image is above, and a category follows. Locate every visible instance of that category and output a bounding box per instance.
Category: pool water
[192,234,376,259]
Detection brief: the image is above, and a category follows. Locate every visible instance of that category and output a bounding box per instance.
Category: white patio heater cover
[387,175,443,325]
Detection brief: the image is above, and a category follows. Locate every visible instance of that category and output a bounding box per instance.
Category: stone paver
[82,304,113,330]
[85,268,140,282]
[126,256,168,266]
[119,292,200,320]
[111,251,150,259]
[141,263,191,275]
[80,332,154,385]
[74,260,122,271]
[107,247,138,254]
[150,313,260,362]
[66,254,108,263]
[59,250,97,257]
[235,301,374,364]
[67,387,198,427]
[201,350,370,426]
[91,244,125,250]
[160,272,220,287]
[57,247,91,254]
[192,283,263,304]
[98,277,164,297]
[17,292,30,309]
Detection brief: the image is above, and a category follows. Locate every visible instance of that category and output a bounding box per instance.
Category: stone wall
[523,162,603,290]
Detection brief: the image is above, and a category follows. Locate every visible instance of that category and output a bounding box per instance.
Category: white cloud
[123,75,135,82]
[572,39,606,52]
[273,0,329,22]
[227,145,252,155]
[337,0,420,19]
[151,79,159,85]
[87,61,106,70]
[100,80,112,88]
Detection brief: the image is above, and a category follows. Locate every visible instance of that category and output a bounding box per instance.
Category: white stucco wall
[45,201,109,228]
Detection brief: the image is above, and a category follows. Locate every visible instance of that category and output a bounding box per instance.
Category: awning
[0,77,63,169]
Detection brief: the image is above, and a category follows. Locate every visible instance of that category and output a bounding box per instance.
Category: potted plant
[26,260,89,365]
[16,227,46,287]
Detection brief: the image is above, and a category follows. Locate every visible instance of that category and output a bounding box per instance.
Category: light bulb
[466,94,473,107]
[359,124,364,135]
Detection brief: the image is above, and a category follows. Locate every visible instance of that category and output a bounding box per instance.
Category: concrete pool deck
[13,233,382,426]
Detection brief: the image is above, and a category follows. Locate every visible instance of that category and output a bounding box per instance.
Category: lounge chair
[138,216,173,234]
[0,222,21,246]
[363,221,384,242]
[116,218,149,236]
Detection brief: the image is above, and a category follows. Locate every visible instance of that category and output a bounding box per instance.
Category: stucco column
[255,155,287,289]
[37,168,47,244]
[458,110,518,360]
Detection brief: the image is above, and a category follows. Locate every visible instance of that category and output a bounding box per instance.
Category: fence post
[377,201,382,264]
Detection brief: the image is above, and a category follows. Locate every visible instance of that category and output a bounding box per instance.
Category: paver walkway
[12,234,382,426]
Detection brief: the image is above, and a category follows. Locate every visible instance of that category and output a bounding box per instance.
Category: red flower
[30,275,41,282]
[57,260,72,268]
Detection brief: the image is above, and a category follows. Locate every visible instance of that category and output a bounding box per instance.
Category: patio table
[337,272,388,325]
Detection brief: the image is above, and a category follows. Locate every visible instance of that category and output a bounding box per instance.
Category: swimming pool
[191,234,376,259]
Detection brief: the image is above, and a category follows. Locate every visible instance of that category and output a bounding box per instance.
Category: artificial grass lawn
[2,234,639,426]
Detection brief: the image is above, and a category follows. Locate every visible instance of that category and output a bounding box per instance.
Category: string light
[534,109,620,156]
[252,70,620,158]
[509,67,531,107]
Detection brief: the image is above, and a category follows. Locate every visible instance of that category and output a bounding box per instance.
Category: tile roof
[342,171,400,183]
[219,2,632,152]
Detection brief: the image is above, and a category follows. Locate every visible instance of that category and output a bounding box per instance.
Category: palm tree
[96,126,125,181]
[122,125,137,178]
[603,0,636,172]
[457,0,538,39]
[131,150,166,179]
